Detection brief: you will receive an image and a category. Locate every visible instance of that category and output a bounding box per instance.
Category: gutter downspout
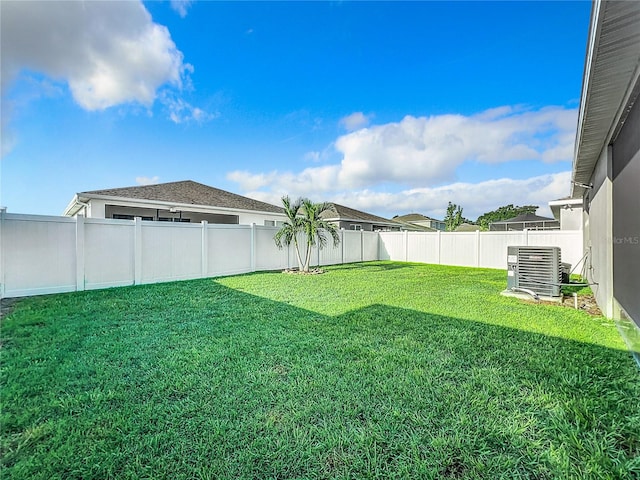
[74,196,90,217]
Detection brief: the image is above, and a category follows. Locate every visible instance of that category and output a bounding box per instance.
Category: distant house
[393,213,446,231]
[489,213,559,231]
[390,218,437,232]
[63,180,287,226]
[548,197,583,231]
[454,223,480,232]
[320,203,400,232]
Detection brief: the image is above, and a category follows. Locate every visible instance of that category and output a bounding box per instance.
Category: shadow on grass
[2,280,639,479]
[323,261,415,273]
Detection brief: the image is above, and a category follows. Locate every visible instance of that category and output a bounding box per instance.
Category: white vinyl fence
[0,211,583,298]
[379,230,584,271]
[0,212,378,298]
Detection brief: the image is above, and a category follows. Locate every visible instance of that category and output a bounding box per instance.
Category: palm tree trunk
[303,240,312,272]
[293,236,304,270]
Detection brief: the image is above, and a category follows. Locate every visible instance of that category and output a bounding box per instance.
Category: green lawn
[2,261,638,479]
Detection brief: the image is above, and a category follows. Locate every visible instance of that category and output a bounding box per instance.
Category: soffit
[572,1,640,197]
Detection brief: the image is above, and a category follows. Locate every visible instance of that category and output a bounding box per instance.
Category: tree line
[443,202,538,231]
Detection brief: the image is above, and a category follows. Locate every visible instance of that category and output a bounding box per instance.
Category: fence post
[524,228,529,246]
[75,215,85,292]
[201,221,208,278]
[250,223,256,272]
[134,217,142,285]
[437,230,441,265]
[341,229,345,264]
[361,229,364,262]
[404,230,409,262]
[475,230,481,267]
[0,207,5,298]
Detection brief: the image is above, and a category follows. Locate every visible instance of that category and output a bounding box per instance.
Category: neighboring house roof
[393,213,442,223]
[571,0,640,197]
[321,203,397,226]
[454,223,480,232]
[391,219,436,232]
[67,180,283,215]
[491,213,555,224]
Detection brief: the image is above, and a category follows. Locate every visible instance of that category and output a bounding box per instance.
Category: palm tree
[300,199,340,272]
[274,196,305,270]
[274,197,341,272]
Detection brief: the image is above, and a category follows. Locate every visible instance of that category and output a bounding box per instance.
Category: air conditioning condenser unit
[507,246,563,298]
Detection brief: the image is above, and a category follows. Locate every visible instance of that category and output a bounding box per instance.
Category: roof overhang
[571,0,640,198]
[63,193,288,218]
[548,197,584,220]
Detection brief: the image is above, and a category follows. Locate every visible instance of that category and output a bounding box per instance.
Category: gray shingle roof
[391,219,436,232]
[393,213,442,222]
[321,203,395,224]
[81,180,283,214]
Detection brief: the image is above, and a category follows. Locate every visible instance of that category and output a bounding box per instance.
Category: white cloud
[340,112,373,131]
[136,176,160,186]
[241,172,571,221]
[334,106,576,189]
[228,105,576,220]
[161,91,218,124]
[170,0,193,18]
[1,1,193,111]
[228,105,577,196]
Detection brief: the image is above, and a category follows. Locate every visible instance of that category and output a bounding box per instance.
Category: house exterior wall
[333,221,399,232]
[584,146,615,317]
[560,207,583,230]
[73,198,287,226]
[335,220,372,231]
[612,97,640,327]
[411,219,445,230]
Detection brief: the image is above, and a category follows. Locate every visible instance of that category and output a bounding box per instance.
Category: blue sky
[1,0,591,220]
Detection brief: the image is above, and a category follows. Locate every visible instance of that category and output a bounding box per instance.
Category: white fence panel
[478,232,525,269]
[527,231,585,272]
[207,224,252,276]
[378,232,405,261]
[319,235,342,266]
[407,232,439,264]
[343,230,363,263]
[362,231,379,261]
[255,226,289,271]
[84,218,135,289]
[2,214,76,297]
[141,222,203,283]
[440,233,477,267]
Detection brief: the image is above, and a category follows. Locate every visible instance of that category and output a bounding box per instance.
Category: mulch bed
[282,268,325,275]
[529,293,603,316]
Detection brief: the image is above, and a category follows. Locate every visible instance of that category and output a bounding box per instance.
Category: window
[350,224,362,231]
[112,214,153,221]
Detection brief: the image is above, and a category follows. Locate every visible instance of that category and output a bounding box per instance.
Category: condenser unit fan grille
[507,246,562,297]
